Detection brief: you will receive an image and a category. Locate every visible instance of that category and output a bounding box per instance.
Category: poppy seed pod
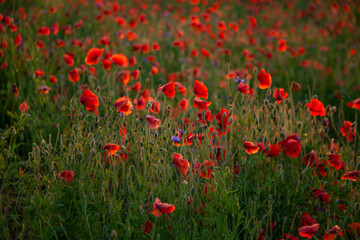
[264,99,269,106]
[91,148,96,156]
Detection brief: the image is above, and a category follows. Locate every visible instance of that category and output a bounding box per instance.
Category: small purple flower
[234,76,246,83]
[178,129,184,135]
[171,136,181,143]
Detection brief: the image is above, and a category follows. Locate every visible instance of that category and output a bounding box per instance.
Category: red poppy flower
[119,125,127,139]
[35,69,44,77]
[115,97,133,115]
[175,82,188,96]
[11,84,19,96]
[323,225,344,240]
[243,141,259,154]
[215,108,230,136]
[341,171,359,181]
[68,68,79,82]
[85,48,104,65]
[192,160,214,179]
[306,99,325,117]
[257,142,281,158]
[194,80,208,99]
[193,97,211,110]
[173,153,190,177]
[152,198,175,217]
[159,82,175,98]
[347,98,360,111]
[347,223,360,238]
[328,154,342,170]
[314,159,328,177]
[339,121,356,142]
[129,82,141,92]
[146,115,161,129]
[273,88,288,104]
[300,212,316,227]
[104,143,120,157]
[59,170,74,183]
[102,59,112,70]
[111,53,128,67]
[298,223,319,239]
[37,26,50,35]
[63,53,74,66]
[258,68,272,89]
[118,70,129,86]
[312,189,331,203]
[128,56,136,66]
[237,83,250,95]
[50,75,58,84]
[283,233,299,240]
[150,100,160,113]
[79,89,99,115]
[283,139,301,158]
[144,221,153,235]
[292,81,301,91]
[14,34,21,47]
[279,134,301,158]
[204,184,216,197]
[19,101,29,113]
[38,85,51,94]
[197,110,214,124]
[178,98,188,111]
[303,150,319,167]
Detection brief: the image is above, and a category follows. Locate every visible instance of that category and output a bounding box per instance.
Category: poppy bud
[264,99,269,106]
[331,106,336,113]
[110,230,118,239]
[91,148,96,156]
[351,122,357,128]
[229,115,233,124]
[96,85,101,92]
[253,66,258,75]
[146,100,152,108]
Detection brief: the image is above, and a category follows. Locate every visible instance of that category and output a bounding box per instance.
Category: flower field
[0,0,360,239]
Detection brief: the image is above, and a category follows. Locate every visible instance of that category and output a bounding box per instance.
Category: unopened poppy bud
[331,106,336,113]
[229,115,233,124]
[311,95,318,100]
[91,148,96,156]
[96,85,101,92]
[264,99,269,106]
[222,111,227,119]
[167,105,171,111]
[146,100,152,108]
[266,88,272,96]
[110,230,118,239]
[351,121,357,128]
[253,66,258,75]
